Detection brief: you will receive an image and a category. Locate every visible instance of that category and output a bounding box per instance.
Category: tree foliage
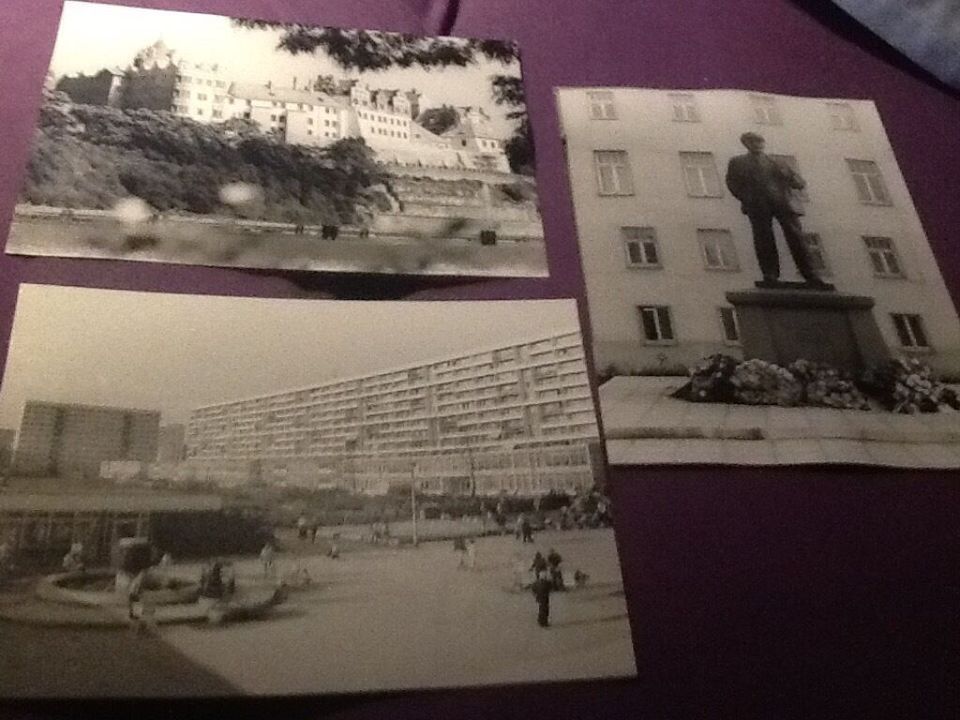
[417,105,460,135]
[232,21,519,70]
[22,98,389,223]
[233,20,534,174]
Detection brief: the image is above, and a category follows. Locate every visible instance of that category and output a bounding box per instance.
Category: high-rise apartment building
[183,332,601,495]
[13,402,160,480]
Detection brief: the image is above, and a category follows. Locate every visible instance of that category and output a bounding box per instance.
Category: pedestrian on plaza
[531,570,553,627]
[453,536,467,569]
[260,541,276,578]
[297,515,308,540]
[514,513,524,541]
[521,515,534,544]
[530,551,548,577]
[466,538,477,570]
[547,548,565,591]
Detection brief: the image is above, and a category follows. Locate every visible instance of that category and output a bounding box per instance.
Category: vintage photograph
[0,285,634,697]
[5,1,546,277]
[556,87,960,466]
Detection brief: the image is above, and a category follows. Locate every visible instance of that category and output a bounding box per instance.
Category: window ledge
[625,264,663,271]
[642,340,678,347]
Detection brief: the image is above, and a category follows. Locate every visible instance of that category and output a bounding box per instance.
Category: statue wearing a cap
[726,132,827,288]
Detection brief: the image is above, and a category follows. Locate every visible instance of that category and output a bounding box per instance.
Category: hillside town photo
[0,285,634,697]
[4,1,546,277]
[557,87,960,467]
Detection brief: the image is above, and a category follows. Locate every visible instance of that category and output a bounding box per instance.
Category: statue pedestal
[726,288,890,372]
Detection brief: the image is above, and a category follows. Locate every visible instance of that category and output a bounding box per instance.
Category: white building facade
[182,332,601,496]
[556,87,960,375]
[166,57,511,172]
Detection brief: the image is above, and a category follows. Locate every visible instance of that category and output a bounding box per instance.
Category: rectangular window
[212,109,222,119]
[750,94,782,125]
[697,229,740,270]
[718,307,740,344]
[891,314,929,348]
[197,93,207,101]
[587,90,617,120]
[827,101,859,131]
[847,159,892,205]
[863,236,905,277]
[622,227,660,268]
[803,233,830,274]
[638,306,675,343]
[769,154,809,201]
[669,93,700,122]
[680,151,723,197]
[593,150,634,195]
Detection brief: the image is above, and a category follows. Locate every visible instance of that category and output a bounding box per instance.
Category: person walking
[547,548,565,591]
[260,541,276,579]
[531,570,552,627]
[465,538,477,571]
[521,514,534,544]
[453,536,468,569]
[530,551,548,577]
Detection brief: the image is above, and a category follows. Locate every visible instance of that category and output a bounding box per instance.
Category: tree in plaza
[232,21,533,174]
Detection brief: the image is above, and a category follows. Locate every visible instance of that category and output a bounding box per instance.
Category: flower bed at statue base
[672,355,960,414]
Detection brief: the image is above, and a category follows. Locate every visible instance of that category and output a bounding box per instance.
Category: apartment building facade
[183,332,601,495]
[13,402,160,480]
[556,87,960,375]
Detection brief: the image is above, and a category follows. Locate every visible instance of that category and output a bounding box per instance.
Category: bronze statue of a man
[725,132,825,287]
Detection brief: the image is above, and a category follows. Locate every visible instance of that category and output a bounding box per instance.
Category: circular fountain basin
[36,570,200,607]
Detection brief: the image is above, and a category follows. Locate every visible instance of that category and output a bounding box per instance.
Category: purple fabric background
[0,0,958,717]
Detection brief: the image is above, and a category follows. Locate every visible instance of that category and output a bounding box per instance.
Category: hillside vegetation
[20,93,393,224]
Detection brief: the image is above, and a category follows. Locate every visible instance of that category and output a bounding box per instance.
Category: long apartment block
[183,332,602,495]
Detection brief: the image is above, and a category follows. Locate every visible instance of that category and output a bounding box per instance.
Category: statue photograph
[556,87,960,468]
[725,131,830,289]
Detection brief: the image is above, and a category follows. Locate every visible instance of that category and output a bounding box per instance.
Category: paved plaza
[601,376,960,466]
[0,529,635,697]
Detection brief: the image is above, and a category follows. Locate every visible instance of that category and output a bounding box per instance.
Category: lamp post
[410,463,419,547]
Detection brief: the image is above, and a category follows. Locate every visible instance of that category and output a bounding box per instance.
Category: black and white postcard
[556,87,960,467]
[5,1,546,277]
[0,285,634,697]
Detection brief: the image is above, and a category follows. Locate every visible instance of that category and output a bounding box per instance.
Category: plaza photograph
[556,87,960,467]
[5,1,546,278]
[0,285,634,697]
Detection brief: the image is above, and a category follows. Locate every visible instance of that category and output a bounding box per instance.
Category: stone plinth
[726,288,890,372]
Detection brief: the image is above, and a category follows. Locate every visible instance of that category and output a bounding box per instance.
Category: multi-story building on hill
[182,331,601,496]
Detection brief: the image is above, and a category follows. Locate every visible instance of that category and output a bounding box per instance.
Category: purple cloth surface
[0,0,958,717]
